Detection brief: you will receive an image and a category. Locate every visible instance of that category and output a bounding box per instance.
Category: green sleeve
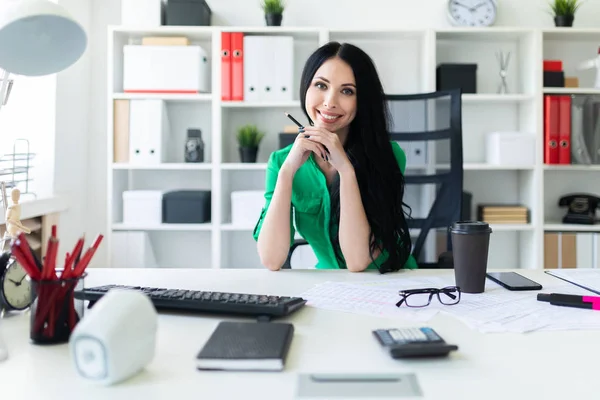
[365,141,418,270]
[390,141,407,174]
[252,151,296,246]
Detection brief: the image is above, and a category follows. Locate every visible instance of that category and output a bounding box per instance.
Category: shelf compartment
[112,223,212,231]
[113,163,213,170]
[112,93,212,102]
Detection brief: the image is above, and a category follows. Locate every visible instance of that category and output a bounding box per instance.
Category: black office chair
[283,89,464,269]
[386,89,464,268]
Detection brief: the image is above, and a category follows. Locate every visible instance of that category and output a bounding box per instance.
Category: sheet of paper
[301,281,438,321]
[300,277,600,333]
[545,269,600,294]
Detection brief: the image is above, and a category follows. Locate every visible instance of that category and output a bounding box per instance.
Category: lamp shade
[0,0,87,76]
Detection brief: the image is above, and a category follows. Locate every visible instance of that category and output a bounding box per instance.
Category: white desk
[0,268,598,399]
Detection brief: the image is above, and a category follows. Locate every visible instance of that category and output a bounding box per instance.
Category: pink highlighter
[537,293,600,310]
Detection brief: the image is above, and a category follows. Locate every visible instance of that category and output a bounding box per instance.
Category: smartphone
[485,272,542,291]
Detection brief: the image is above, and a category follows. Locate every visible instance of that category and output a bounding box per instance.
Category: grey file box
[162,190,211,223]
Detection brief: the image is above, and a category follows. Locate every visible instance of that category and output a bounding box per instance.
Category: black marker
[284,112,330,156]
[284,112,303,128]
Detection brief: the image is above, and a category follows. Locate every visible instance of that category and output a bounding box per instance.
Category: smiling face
[304,57,357,138]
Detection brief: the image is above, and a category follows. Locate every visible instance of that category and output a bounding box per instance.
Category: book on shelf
[477,204,529,224]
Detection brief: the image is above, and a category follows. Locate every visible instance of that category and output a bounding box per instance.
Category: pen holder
[30,273,86,345]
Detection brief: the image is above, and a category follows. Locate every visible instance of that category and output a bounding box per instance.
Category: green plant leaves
[236,124,266,148]
[549,0,582,16]
[261,0,285,14]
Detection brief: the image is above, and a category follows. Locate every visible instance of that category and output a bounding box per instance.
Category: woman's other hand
[302,126,352,173]
[281,129,330,175]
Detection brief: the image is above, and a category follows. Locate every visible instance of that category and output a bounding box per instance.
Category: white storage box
[486,132,536,166]
[121,0,163,27]
[231,191,265,227]
[123,45,210,93]
[123,190,164,225]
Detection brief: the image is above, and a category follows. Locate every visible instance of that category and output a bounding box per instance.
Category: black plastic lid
[448,221,492,234]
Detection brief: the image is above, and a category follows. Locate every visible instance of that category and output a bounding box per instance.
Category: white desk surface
[0,268,598,399]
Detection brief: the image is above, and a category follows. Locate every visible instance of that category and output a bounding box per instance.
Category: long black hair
[299,41,412,273]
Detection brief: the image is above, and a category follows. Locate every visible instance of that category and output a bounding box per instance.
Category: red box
[544,60,563,72]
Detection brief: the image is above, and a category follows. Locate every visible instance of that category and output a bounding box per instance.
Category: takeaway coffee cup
[449,221,493,294]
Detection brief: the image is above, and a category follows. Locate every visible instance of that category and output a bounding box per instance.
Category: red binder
[543,95,560,164]
[558,95,571,164]
[221,32,232,101]
[231,32,244,101]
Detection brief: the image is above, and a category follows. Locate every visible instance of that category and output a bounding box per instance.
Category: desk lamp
[0,0,87,362]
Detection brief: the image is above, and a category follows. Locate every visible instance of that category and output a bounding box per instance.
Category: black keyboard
[74,285,307,318]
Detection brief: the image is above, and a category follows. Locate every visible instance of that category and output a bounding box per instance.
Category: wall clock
[447,0,498,27]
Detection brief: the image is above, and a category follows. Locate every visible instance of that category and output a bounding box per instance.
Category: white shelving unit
[106,25,600,270]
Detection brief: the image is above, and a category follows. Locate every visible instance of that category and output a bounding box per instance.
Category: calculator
[372,327,458,359]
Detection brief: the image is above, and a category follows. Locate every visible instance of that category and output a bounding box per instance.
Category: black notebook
[196,321,294,371]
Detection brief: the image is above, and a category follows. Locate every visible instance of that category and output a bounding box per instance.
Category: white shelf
[436,163,535,170]
[436,27,534,41]
[542,28,600,41]
[221,100,301,108]
[112,223,212,231]
[543,88,600,95]
[113,163,213,170]
[544,165,600,171]
[106,25,600,270]
[461,94,534,103]
[544,222,600,232]
[112,93,213,102]
[111,25,213,40]
[221,224,254,231]
[221,163,267,170]
[490,224,534,232]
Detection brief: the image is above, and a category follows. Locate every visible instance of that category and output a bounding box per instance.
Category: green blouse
[253,141,418,271]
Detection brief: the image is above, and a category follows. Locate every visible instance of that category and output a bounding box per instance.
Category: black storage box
[163,190,211,223]
[165,0,211,26]
[543,71,565,87]
[436,63,477,93]
[279,133,296,149]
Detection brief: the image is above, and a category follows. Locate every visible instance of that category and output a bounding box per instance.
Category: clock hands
[7,274,27,287]
[451,0,471,8]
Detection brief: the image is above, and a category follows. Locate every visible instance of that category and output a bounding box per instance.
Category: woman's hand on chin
[301,126,352,173]
[281,131,329,175]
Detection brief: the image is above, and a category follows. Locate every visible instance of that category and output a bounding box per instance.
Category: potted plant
[261,0,285,26]
[549,0,583,27]
[237,124,265,163]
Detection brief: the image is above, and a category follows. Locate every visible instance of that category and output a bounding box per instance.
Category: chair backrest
[385,89,464,267]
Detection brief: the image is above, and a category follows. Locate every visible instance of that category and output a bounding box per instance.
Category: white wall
[77,0,600,267]
[54,0,92,260]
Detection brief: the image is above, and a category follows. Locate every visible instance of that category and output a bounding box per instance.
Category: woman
[253,41,417,273]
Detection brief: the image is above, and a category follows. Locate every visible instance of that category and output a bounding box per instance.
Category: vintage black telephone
[559,193,600,224]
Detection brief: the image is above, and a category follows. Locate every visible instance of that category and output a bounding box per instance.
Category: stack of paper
[300,274,600,334]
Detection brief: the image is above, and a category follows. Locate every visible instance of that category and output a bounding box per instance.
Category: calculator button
[375,330,395,346]
[390,328,427,342]
[422,328,443,342]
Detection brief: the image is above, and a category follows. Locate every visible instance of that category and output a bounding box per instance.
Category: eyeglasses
[396,286,461,308]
